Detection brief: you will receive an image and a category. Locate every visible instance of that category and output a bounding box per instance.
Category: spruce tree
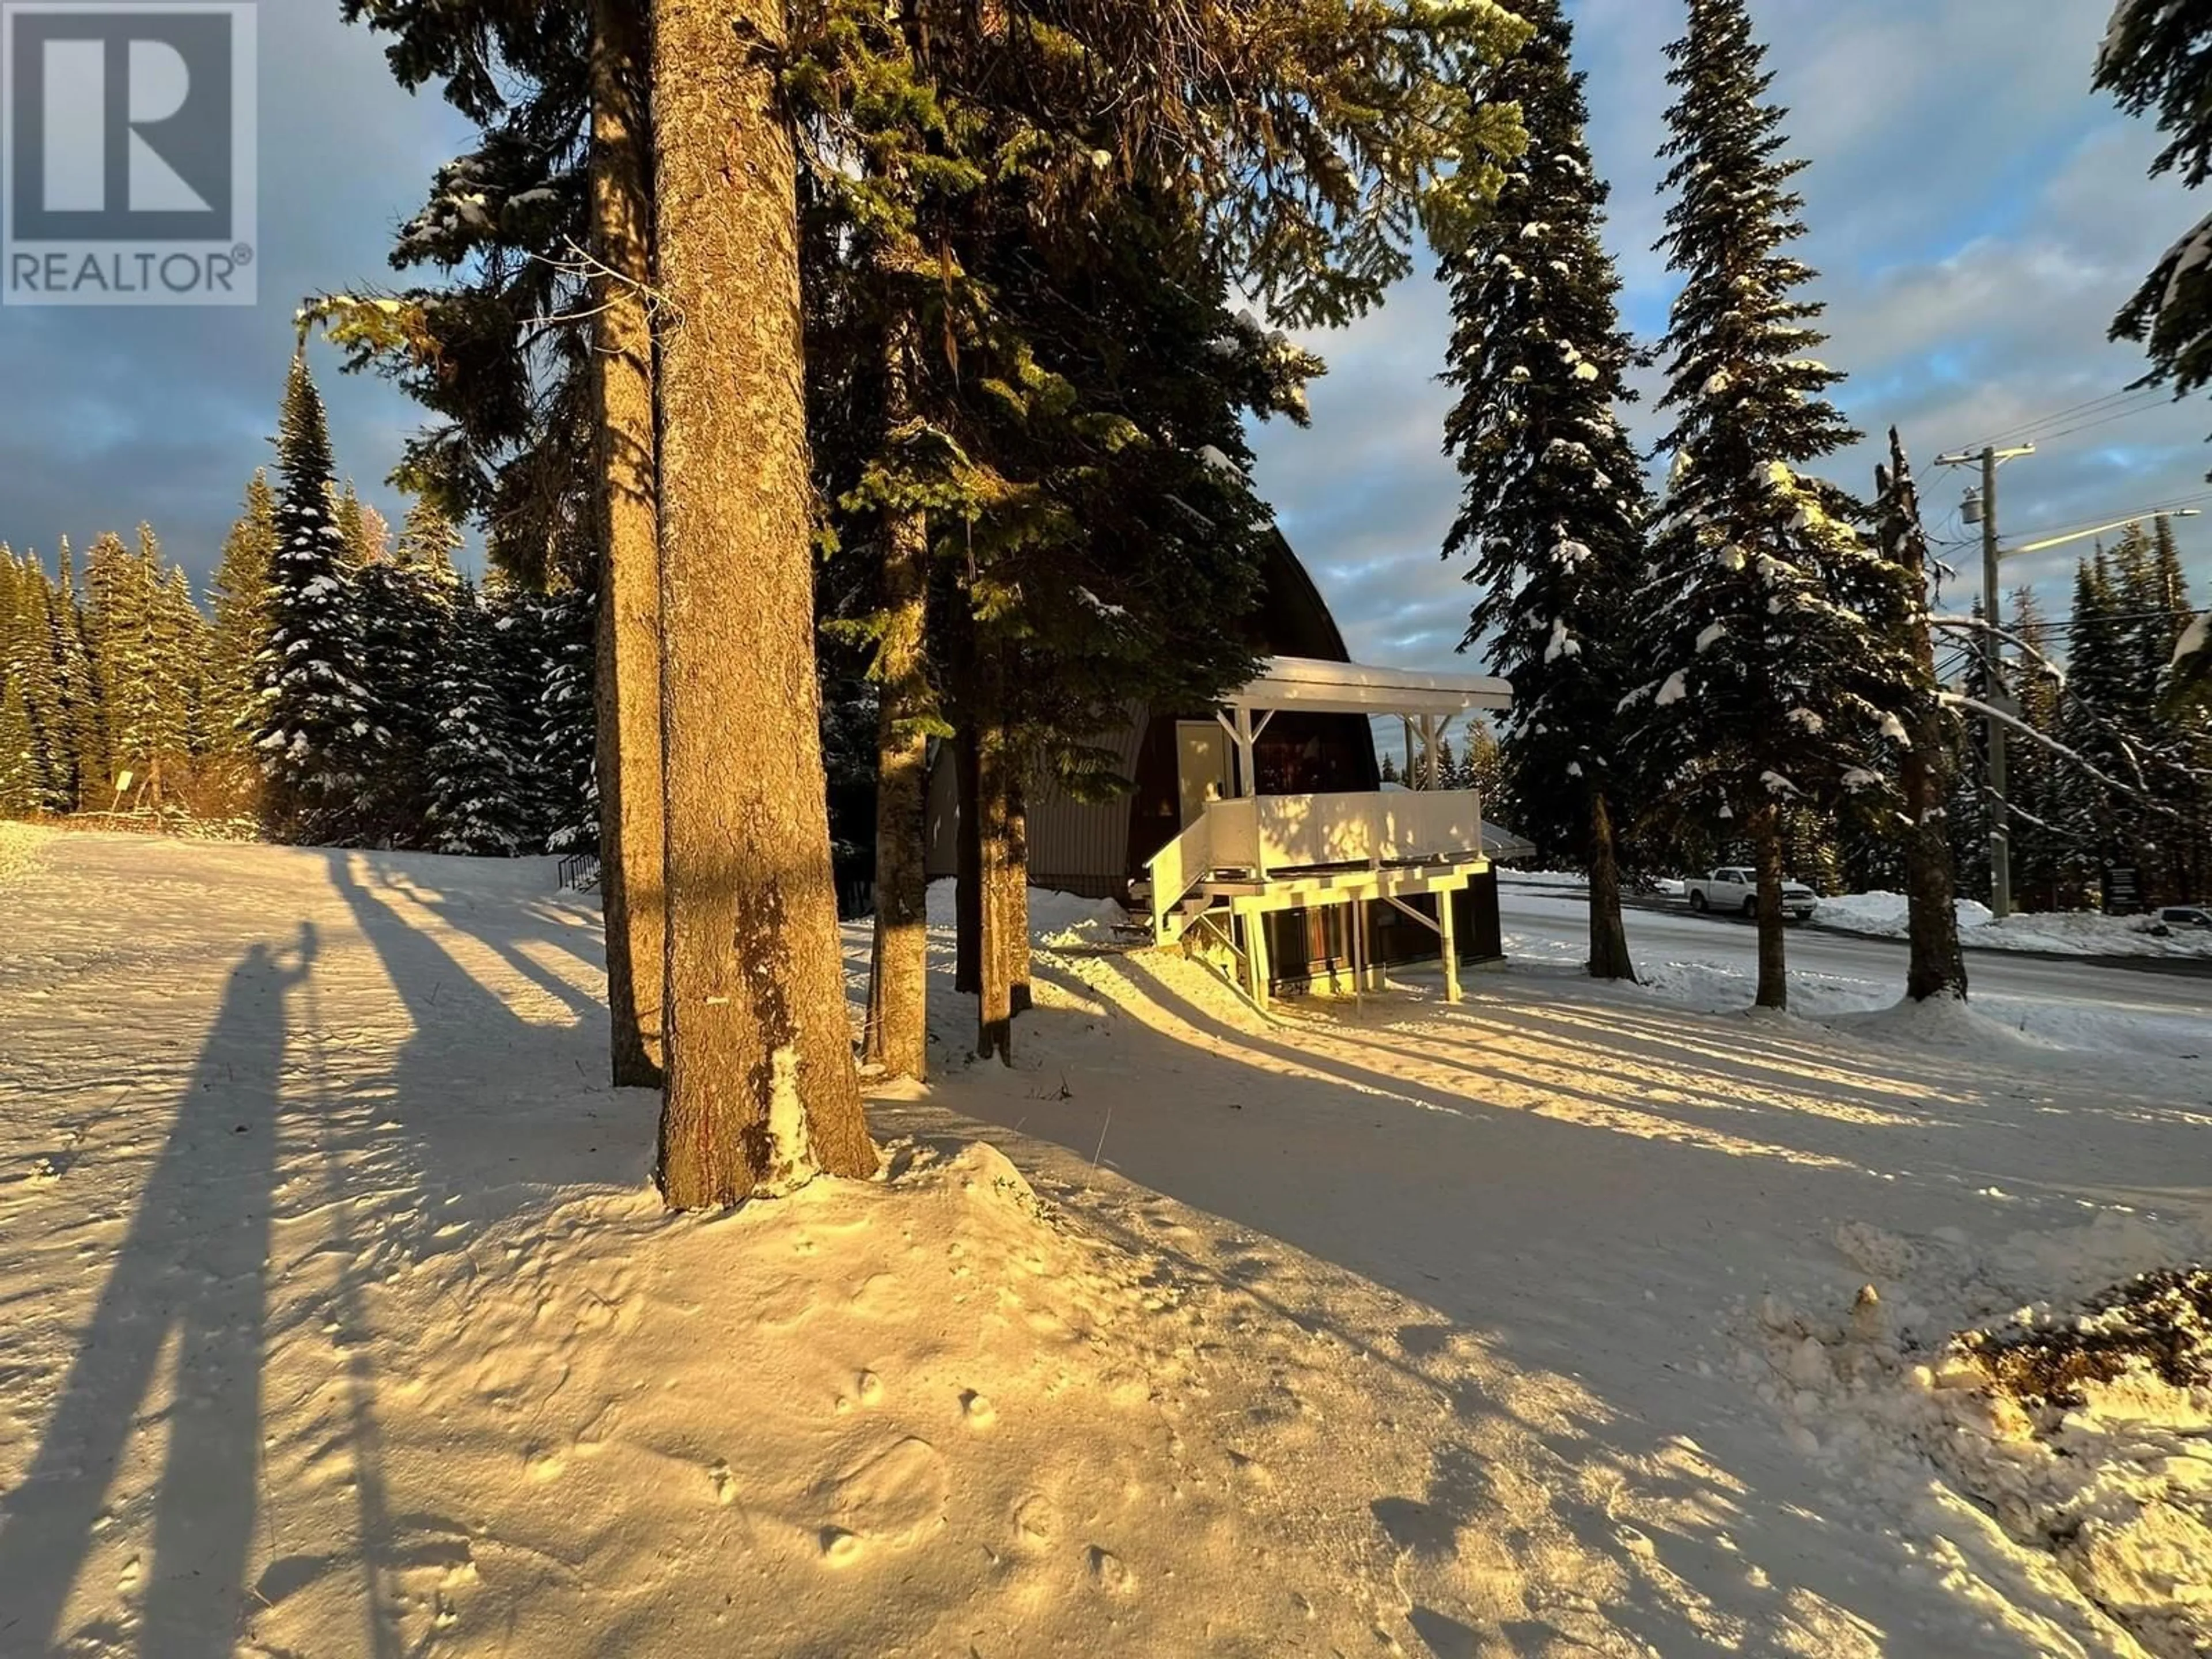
[47,540,106,810]
[256,349,381,844]
[356,496,462,844]
[424,582,532,857]
[207,473,278,765]
[1439,0,1647,980]
[1871,432,1965,1000]
[153,563,206,801]
[1623,0,1897,1011]
[535,583,599,855]
[2097,2,2212,412]
[6,554,71,814]
[2005,587,2063,909]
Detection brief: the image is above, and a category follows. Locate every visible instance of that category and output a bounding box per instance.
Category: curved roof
[1252,529,1354,663]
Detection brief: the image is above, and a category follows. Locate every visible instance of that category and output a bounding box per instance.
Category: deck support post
[1439,886,1462,1004]
[1242,903,1272,1014]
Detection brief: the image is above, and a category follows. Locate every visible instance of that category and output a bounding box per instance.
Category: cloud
[0,3,467,585]
[1248,0,2212,672]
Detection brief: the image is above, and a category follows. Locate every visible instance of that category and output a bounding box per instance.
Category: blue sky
[2,0,2205,677]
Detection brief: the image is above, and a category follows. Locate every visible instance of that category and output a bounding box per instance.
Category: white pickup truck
[1684,866,1818,922]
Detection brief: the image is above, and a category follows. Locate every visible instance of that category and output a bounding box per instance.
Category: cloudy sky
[3,0,2205,678]
[1254,0,2212,671]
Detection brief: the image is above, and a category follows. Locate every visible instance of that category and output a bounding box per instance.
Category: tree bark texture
[1006,762,1032,1016]
[651,0,874,1206]
[955,726,981,996]
[590,0,666,1089]
[1893,505,1968,1001]
[1750,805,1789,1011]
[975,715,1017,1065]
[1585,789,1637,983]
[861,321,931,1081]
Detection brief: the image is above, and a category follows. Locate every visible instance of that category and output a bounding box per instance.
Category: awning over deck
[1223,656,1513,718]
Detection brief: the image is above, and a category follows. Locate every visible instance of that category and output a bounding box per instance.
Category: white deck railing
[1147,788,1485,938]
[1248,788,1484,873]
[1144,809,1213,940]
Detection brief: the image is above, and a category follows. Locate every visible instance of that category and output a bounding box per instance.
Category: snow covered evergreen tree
[1870,431,1965,1000]
[2098,1,2212,417]
[1439,0,1647,978]
[46,540,107,810]
[1622,0,1905,1010]
[355,497,463,845]
[424,582,532,857]
[531,583,598,855]
[207,473,278,765]
[256,349,381,844]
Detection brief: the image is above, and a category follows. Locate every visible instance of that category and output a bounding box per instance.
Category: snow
[1817,889,2212,960]
[6,836,2212,1655]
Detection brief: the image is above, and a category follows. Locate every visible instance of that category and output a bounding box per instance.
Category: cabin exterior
[924,532,1514,1006]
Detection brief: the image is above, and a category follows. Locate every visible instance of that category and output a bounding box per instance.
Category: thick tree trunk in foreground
[590,0,665,1089]
[652,0,873,1205]
[861,325,931,1081]
[1750,805,1789,1011]
[1585,789,1637,983]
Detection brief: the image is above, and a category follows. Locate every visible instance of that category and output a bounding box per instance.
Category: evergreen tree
[207,473,278,765]
[355,496,463,844]
[97,527,166,805]
[1622,0,1899,1010]
[153,563,206,794]
[47,540,106,810]
[0,548,38,816]
[1380,753,1401,785]
[256,349,381,843]
[1870,431,1965,1000]
[424,582,532,857]
[1439,0,1646,979]
[2005,586,2064,909]
[534,583,599,855]
[2097,2,2212,415]
[5,553,71,814]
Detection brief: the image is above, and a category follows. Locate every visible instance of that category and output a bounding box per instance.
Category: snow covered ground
[2,831,2209,1656]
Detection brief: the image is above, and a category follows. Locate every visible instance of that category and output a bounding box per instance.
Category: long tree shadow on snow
[0,931,311,1658]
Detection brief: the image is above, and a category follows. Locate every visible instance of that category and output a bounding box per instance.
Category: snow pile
[1745,1218,2212,1658]
[1980,910,2212,960]
[1816,889,1993,937]
[1817,889,2212,959]
[0,821,50,888]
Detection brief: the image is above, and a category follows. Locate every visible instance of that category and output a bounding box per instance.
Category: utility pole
[1936,442,2035,919]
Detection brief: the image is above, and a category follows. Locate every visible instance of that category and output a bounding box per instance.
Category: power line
[2029,395,2176,445]
[1960,385,2167,452]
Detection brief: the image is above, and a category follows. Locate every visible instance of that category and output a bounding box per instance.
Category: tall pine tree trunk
[1006,760,1031,1016]
[975,713,1017,1065]
[862,319,931,1081]
[651,0,873,1205]
[1750,804,1789,1010]
[1884,430,1968,1002]
[1585,788,1637,982]
[590,0,666,1088]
